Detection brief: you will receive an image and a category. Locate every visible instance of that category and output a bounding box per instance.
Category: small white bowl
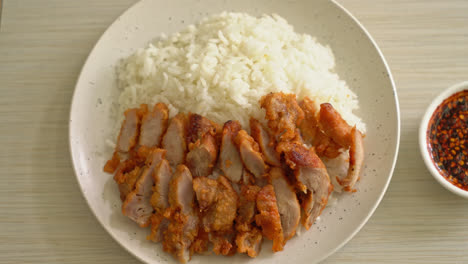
[419,81,468,198]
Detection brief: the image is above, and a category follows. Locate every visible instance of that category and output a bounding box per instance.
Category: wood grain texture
[0,0,467,263]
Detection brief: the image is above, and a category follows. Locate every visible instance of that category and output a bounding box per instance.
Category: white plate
[69,0,400,263]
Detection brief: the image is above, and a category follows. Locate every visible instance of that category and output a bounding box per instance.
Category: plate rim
[313,1,401,262]
[68,0,401,263]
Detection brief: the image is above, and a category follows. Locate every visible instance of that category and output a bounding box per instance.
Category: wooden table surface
[1,0,468,263]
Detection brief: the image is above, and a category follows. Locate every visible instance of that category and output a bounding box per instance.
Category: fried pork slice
[186,137,217,178]
[210,233,236,256]
[235,130,268,179]
[193,176,238,256]
[337,126,365,191]
[311,131,343,159]
[190,228,209,255]
[255,185,284,252]
[275,138,333,229]
[163,165,199,263]
[236,185,261,232]
[219,120,244,183]
[148,159,173,242]
[270,167,300,242]
[242,169,255,185]
[276,141,322,171]
[121,167,154,227]
[296,166,333,229]
[319,103,353,147]
[235,227,263,258]
[299,191,314,228]
[185,114,219,177]
[193,176,238,233]
[299,97,342,158]
[113,160,142,201]
[319,103,365,191]
[122,149,166,227]
[235,184,263,258]
[117,108,140,153]
[295,165,333,230]
[250,118,281,166]
[298,97,320,139]
[151,159,173,213]
[185,113,219,144]
[148,213,168,243]
[192,177,218,211]
[139,103,169,148]
[162,113,188,167]
[113,146,161,202]
[260,92,304,142]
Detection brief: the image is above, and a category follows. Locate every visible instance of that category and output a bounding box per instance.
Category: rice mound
[116,12,365,131]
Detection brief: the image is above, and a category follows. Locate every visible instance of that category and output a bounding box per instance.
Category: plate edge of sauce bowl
[419,81,468,198]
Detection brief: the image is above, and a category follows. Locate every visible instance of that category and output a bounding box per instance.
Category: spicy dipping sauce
[427,90,468,190]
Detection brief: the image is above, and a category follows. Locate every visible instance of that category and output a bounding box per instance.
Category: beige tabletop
[1,0,468,263]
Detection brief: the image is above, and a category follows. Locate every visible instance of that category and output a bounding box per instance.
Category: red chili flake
[427,90,468,190]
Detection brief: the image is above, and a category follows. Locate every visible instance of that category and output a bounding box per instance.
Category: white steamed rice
[115,12,365,132]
